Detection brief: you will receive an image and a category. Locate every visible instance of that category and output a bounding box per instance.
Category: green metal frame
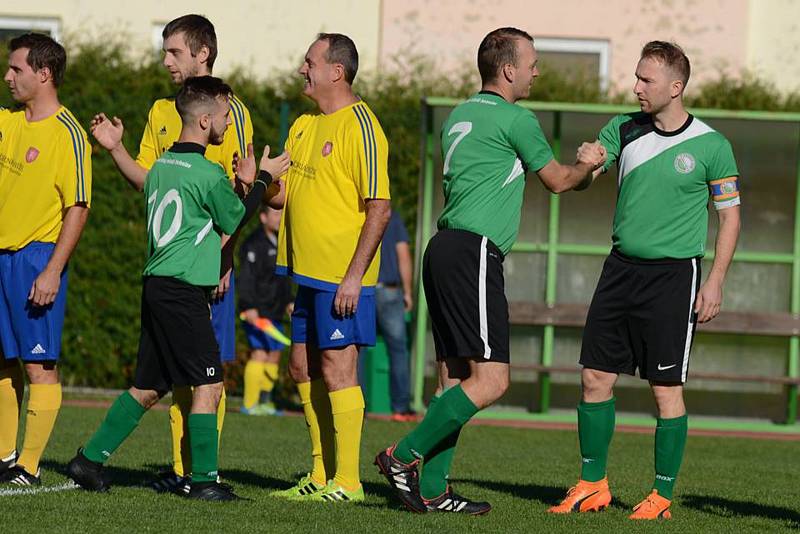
[413,97,800,425]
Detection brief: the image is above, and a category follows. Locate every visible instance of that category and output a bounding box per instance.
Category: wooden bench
[506,302,800,386]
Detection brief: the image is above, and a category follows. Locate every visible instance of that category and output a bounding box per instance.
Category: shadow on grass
[453,477,632,510]
[219,469,290,491]
[41,459,156,488]
[682,494,800,529]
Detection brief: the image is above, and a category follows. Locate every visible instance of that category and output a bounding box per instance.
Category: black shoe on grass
[0,465,41,486]
[424,486,491,515]
[374,445,426,513]
[188,481,241,501]
[67,448,109,492]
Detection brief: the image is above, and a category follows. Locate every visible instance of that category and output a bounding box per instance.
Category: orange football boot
[629,490,672,520]
[547,478,612,513]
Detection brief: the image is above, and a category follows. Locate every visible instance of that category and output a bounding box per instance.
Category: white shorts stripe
[478,237,491,359]
[681,259,698,382]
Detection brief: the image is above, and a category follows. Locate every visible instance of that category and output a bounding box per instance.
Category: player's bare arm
[335,198,391,317]
[90,113,148,191]
[694,202,740,323]
[28,203,89,307]
[537,141,606,193]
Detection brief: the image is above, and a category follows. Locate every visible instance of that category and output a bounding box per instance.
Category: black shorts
[422,229,509,363]
[580,249,701,384]
[133,276,223,392]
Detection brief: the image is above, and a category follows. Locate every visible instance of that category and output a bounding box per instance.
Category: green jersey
[437,92,554,255]
[599,113,740,259]
[142,143,245,287]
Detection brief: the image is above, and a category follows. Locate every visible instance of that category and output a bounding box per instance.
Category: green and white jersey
[437,92,554,255]
[142,143,245,287]
[600,113,740,259]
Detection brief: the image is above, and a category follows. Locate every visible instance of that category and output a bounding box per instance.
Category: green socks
[653,414,688,499]
[394,385,478,465]
[418,394,462,500]
[578,397,615,482]
[189,413,219,483]
[84,391,147,463]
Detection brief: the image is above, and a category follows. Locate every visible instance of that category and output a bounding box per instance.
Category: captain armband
[709,177,740,210]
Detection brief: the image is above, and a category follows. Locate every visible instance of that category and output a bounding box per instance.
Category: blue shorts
[0,242,68,361]
[210,272,236,363]
[243,320,288,352]
[291,285,376,349]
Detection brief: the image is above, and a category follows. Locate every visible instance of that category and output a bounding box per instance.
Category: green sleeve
[204,173,245,235]
[706,136,739,181]
[509,111,554,172]
[598,115,623,173]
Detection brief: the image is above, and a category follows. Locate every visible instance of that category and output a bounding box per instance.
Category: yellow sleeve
[351,106,390,200]
[135,104,159,170]
[219,95,253,180]
[56,117,92,208]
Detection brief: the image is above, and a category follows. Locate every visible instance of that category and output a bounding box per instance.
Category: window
[535,38,610,91]
[0,16,61,43]
[151,22,167,54]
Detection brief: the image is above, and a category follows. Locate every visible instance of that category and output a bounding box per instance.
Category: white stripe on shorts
[478,236,491,359]
[681,258,698,382]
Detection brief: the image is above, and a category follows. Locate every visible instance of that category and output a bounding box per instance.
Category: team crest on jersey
[25,147,39,163]
[159,126,167,135]
[322,141,333,157]
[674,152,695,174]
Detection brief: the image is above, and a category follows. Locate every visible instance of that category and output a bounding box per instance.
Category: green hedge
[1,42,798,388]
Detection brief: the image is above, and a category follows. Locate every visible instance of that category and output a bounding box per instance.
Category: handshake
[576,141,607,170]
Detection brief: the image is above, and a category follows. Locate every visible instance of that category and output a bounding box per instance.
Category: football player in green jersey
[376,27,606,515]
[67,76,290,501]
[549,41,741,521]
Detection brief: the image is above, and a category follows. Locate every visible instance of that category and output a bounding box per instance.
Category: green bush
[1,41,799,388]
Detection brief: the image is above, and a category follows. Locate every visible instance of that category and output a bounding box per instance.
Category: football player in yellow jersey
[0,33,92,486]
[89,14,262,495]
[272,34,391,503]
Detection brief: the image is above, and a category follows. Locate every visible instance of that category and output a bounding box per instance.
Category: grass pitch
[3,404,798,533]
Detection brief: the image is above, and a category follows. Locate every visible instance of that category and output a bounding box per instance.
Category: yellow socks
[329,386,365,491]
[298,380,336,486]
[262,362,279,395]
[217,388,226,448]
[243,361,263,409]
[0,362,24,459]
[16,383,62,475]
[169,386,193,477]
[244,361,280,409]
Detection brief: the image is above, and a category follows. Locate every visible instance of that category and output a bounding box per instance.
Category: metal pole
[787,126,800,424]
[412,102,435,412]
[540,111,562,413]
[279,101,290,149]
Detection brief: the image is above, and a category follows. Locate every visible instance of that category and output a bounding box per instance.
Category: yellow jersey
[0,106,92,250]
[135,93,253,179]
[276,100,390,291]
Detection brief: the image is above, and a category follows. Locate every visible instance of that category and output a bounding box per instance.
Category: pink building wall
[380,0,749,95]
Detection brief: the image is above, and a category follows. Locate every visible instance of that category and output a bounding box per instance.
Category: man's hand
[235,143,257,184]
[259,145,291,182]
[91,113,124,152]
[242,307,259,324]
[403,291,413,313]
[334,273,362,317]
[694,278,722,323]
[577,141,606,170]
[28,268,61,307]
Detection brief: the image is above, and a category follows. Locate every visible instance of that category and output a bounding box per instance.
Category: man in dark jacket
[238,205,293,415]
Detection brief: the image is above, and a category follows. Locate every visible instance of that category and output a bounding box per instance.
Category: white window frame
[535,38,610,91]
[151,21,167,53]
[0,16,61,42]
